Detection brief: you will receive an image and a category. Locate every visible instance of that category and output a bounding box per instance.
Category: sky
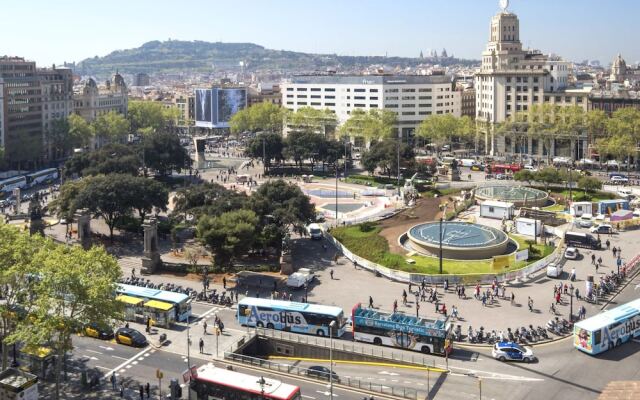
[1,0,638,67]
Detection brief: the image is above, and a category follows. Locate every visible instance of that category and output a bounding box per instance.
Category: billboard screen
[195,88,213,127]
[216,88,247,126]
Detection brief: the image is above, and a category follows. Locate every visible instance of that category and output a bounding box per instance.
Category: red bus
[189,364,302,400]
[490,163,523,174]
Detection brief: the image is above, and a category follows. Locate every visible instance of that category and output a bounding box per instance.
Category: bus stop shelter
[143,300,175,328]
[116,295,144,322]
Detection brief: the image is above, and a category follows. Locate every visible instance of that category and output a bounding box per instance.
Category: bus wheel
[256,322,264,328]
[373,337,382,346]
[267,323,274,330]
[316,329,325,337]
[421,346,431,355]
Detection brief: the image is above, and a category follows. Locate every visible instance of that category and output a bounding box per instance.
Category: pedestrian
[591,254,596,265]
[203,320,208,334]
[145,382,150,398]
[369,296,374,308]
[330,269,334,280]
[140,384,144,400]
[222,276,227,289]
[563,283,568,295]
[393,300,398,313]
[199,337,204,353]
[555,292,561,304]
[120,382,125,398]
[528,297,533,312]
[511,292,515,305]
[145,317,151,333]
[110,372,117,391]
[618,246,622,256]
[570,267,576,281]
[451,305,458,320]
[605,239,610,249]
[612,246,617,257]
[549,303,556,314]
[481,293,486,307]
[597,257,602,267]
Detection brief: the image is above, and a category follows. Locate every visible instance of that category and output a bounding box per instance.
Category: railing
[250,327,442,368]
[224,351,423,399]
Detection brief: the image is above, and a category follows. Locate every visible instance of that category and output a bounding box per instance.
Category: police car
[492,342,535,363]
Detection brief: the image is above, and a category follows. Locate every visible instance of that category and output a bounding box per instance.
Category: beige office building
[475,2,589,160]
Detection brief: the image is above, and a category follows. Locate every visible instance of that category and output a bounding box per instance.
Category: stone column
[12,188,21,215]
[74,208,91,249]
[141,217,162,274]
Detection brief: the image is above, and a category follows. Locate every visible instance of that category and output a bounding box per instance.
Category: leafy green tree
[339,109,397,145]
[0,223,51,369]
[287,107,338,137]
[63,143,141,178]
[68,114,95,149]
[251,179,316,245]
[172,183,248,223]
[197,209,259,270]
[577,175,602,194]
[360,139,414,178]
[131,179,168,225]
[245,132,284,173]
[141,131,191,175]
[513,169,535,184]
[534,167,562,190]
[49,118,71,160]
[72,174,142,241]
[128,100,179,134]
[229,102,287,134]
[283,131,317,170]
[8,244,122,400]
[92,111,130,145]
[416,114,473,154]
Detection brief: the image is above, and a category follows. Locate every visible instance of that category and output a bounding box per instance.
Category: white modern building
[475,0,589,158]
[281,74,460,143]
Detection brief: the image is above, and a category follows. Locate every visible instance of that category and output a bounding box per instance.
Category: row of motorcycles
[453,318,571,344]
[196,289,233,306]
[120,277,198,299]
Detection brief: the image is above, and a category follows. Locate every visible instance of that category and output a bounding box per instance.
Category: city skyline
[1,0,638,67]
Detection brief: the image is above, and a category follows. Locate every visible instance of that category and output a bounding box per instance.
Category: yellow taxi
[84,323,114,340]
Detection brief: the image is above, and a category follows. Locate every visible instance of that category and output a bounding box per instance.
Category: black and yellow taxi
[84,323,114,340]
[470,164,484,171]
[115,327,147,347]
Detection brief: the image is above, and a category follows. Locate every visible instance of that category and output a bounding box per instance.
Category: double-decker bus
[0,175,28,194]
[489,163,522,174]
[574,298,640,355]
[116,284,192,322]
[189,364,302,400]
[26,168,58,187]
[351,303,453,355]
[237,298,346,337]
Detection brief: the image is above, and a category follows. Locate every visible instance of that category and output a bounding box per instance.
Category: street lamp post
[186,314,192,400]
[397,130,401,195]
[569,288,574,323]
[335,163,339,226]
[329,320,336,399]
[439,204,447,274]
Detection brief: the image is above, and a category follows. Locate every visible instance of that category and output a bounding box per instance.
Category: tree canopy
[128,100,180,134]
[416,114,474,153]
[339,109,397,142]
[141,130,192,175]
[229,102,287,134]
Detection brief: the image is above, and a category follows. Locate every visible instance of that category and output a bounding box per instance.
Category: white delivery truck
[307,223,323,240]
[286,268,315,289]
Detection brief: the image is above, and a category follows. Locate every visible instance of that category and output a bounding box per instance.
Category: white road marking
[301,396,316,399]
[98,345,114,351]
[83,355,99,360]
[86,349,103,355]
[111,355,129,361]
[316,391,338,397]
[94,365,110,370]
[104,347,154,378]
[378,371,400,376]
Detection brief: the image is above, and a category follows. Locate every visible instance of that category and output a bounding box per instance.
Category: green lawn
[542,203,566,212]
[508,234,555,268]
[331,224,554,275]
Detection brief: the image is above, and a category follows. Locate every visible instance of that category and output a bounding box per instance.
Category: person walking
[369,296,374,308]
[145,382,150,399]
[110,372,117,391]
[199,337,204,353]
[203,320,208,334]
[591,254,596,265]
[119,382,125,398]
[139,384,144,400]
[612,246,617,257]
[393,300,398,313]
[605,239,611,249]
[528,297,533,312]
[222,276,227,289]
[330,269,334,280]
[145,317,151,333]
[511,292,515,305]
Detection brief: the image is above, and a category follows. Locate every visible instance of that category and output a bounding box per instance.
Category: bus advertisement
[0,175,28,194]
[189,364,302,400]
[237,298,346,337]
[116,284,192,322]
[574,298,640,355]
[351,303,452,355]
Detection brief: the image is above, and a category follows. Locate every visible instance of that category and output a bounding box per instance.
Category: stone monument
[141,217,162,274]
[279,233,294,275]
[75,208,92,249]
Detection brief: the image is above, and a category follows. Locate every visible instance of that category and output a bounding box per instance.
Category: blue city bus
[237,298,346,337]
[574,298,640,355]
[116,284,192,322]
[351,303,452,355]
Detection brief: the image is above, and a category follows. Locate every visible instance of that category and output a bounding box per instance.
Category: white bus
[26,168,59,187]
[189,364,302,400]
[0,176,28,194]
[574,298,640,355]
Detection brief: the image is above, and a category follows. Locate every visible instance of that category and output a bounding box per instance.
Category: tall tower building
[474,0,586,158]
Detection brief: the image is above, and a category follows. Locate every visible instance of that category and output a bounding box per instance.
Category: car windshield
[511,343,525,351]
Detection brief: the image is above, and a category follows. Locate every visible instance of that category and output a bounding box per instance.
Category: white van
[307,223,323,240]
[460,159,477,167]
[546,263,563,278]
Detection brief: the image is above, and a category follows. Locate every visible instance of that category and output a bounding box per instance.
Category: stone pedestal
[448,169,461,182]
[75,209,91,249]
[12,188,21,215]
[141,217,162,274]
[280,252,293,275]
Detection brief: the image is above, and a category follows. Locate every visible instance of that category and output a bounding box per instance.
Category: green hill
[76,40,477,76]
